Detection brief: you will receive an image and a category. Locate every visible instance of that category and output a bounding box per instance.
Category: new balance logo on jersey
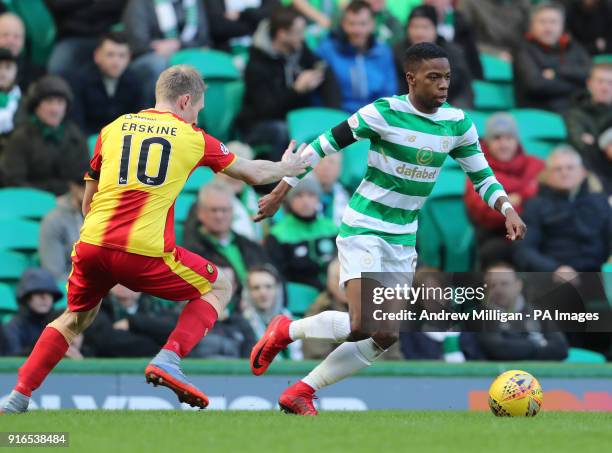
[395,164,438,180]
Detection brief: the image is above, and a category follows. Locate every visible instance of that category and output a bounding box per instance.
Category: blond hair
[155,65,205,104]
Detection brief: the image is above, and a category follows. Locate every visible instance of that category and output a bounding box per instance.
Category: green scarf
[154,0,198,43]
[199,229,248,284]
[30,114,65,143]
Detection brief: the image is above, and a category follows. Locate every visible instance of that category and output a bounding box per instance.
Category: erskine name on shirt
[121,122,178,136]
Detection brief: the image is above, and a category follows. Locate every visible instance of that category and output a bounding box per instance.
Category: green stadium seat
[10,0,56,66]
[0,219,40,252]
[602,263,612,306]
[418,171,475,271]
[175,223,184,246]
[473,81,515,111]
[523,140,556,160]
[442,156,460,169]
[287,107,370,190]
[170,49,242,141]
[593,54,612,64]
[88,134,98,158]
[170,48,240,79]
[1,313,14,324]
[418,197,475,272]
[175,193,196,224]
[511,109,567,142]
[565,347,606,363]
[463,109,489,136]
[197,80,244,142]
[0,250,29,282]
[183,167,214,193]
[286,282,319,316]
[287,107,348,145]
[0,282,18,313]
[430,169,466,199]
[339,140,370,191]
[480,54,513,82]
[0,188,56,220]
[304,27,328,51]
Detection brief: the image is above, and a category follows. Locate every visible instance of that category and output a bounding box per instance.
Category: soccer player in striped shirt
[1,65,309,414]
[249,43,527,415]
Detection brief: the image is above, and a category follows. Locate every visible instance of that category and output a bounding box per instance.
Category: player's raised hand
[280,140,309,177]
[253,193,282,222]
[505,210,527,241]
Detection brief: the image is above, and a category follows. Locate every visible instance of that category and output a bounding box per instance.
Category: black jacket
[564,90,612,158]
[475,299,569,361]
[515,179,611,272]
[3,310,52,356]
[238,22,340,128]
[122,0,210,57]
[83,295,178,358]
[0,119,90,195]
[394,36,473,108]
[190,311,256,358]
[68,63,145,135]
[566,0,612,55]
[513,34,591,113]
[44,0,126,38]
[446,9,483,80]
[205,0,277,51]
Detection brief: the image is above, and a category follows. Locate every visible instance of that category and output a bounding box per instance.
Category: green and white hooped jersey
[284,95,507,246]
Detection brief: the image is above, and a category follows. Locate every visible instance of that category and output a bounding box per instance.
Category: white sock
[302,338,385,391]
[289,311,350,343]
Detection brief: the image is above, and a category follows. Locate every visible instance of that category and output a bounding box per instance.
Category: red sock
[15,327,69,397]
[163,298,218,358]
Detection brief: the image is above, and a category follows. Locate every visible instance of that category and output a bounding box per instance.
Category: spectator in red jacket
[464,113,545,267]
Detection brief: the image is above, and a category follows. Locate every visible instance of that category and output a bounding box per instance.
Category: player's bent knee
[206,270,233,315]
[372,332,398,349]
[47,303,101,343]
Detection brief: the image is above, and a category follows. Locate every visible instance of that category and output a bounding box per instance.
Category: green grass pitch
[1,410,611,453]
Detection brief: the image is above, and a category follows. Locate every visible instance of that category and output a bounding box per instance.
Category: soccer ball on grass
[488,369,543,417]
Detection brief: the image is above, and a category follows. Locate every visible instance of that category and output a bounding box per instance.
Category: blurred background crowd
[0,0,610,362]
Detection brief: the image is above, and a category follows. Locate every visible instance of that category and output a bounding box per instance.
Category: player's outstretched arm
[253,180,292,222]
[223,140,309,186]
[254,120,361,222]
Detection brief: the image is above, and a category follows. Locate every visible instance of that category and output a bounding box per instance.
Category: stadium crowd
[0,0,610,362]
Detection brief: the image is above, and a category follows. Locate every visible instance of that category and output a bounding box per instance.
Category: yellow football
[488,370,544,417]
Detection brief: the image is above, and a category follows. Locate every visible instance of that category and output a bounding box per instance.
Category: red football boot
[278,381,318,416]
[144,363,209,409]
[250,315,293,376]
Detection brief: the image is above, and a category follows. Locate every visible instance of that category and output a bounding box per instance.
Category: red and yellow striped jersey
[80,109,236,257]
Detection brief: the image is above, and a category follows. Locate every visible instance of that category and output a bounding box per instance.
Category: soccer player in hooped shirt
[250,43,527,415]
[1,65,309,414]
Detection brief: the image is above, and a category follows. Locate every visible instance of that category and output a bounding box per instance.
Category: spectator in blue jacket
[515,146,611,273]
[316,0,397,112]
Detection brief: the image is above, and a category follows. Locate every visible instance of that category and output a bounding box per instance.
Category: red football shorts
[67,241,219,312]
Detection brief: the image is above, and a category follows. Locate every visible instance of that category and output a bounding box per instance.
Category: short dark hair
[97,31,129,49]
[530,1,565,21]
[343,0,373,17]
[247,264,281,284]
[403,42,448,72]
[269,6,301,39]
